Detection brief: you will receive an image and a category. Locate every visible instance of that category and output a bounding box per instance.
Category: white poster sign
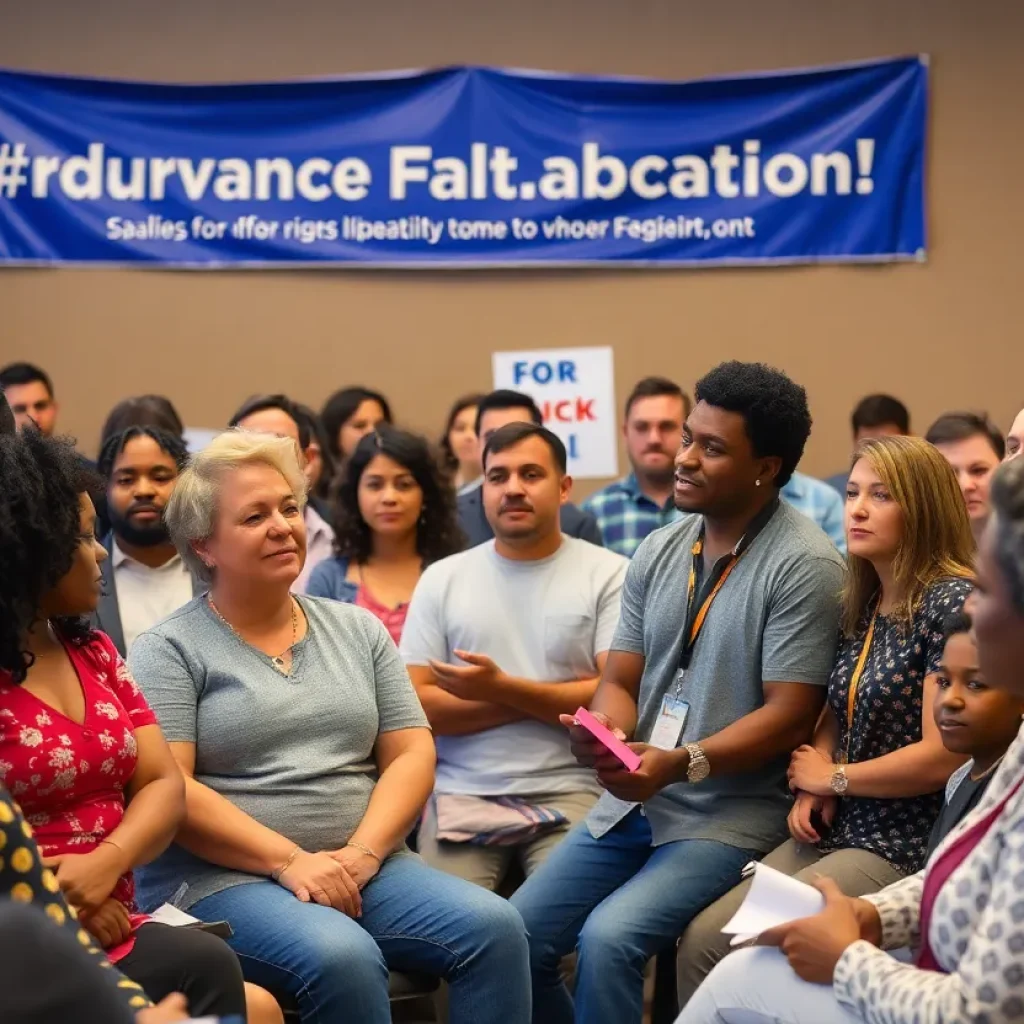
[491,346,617,479]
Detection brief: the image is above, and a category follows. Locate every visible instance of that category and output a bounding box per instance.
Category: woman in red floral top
[0,428,273,1020]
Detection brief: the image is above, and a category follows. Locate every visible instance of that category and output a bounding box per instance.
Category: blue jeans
[191,854,530,1024]
[510,808,754,1024]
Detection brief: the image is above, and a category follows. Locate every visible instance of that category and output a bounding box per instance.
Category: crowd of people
[1,354,1023,1024]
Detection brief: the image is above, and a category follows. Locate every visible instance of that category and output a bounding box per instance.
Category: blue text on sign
[513,360,578,385]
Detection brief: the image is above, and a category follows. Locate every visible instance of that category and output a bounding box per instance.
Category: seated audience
[94,427,200,656]
[926,412,1004,544]
[128,431,530,1024]
[780,470,847,553]
[320,385,392,464]
[0,360,61,436]
[229,393,335,593]
[676,455,1024,1024]
[441,393,485,493]
[582,376,690,557]
[825,393,910,494]
[1006,405,1024,462]
[294,401,336,519]
[401,422,628,890]
[0,428,257,1019]
[100,396,185,450]
[510,362,845,1024]
[458,389,602,548]
[306,425,463,643]
[676,435,974,1004]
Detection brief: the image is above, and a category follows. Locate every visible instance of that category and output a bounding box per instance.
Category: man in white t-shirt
[401,421,628,891]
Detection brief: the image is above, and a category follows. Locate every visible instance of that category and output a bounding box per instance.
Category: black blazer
[93,533,205,657]
[456,486,604,549]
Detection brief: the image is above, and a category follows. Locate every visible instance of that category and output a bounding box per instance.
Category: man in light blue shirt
[781,471,846,553]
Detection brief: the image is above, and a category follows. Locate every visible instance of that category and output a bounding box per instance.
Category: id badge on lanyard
[650,686,690,751]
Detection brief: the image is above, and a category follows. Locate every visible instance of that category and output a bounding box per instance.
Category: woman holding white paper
[677,437,973,1003]
[677,456,1024,1024]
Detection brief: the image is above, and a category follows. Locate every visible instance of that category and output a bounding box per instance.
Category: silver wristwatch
[685,742,710,783]
[830,763,849,796]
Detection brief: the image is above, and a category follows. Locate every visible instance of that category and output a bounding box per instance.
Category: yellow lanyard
[841,606,878,763]
[680,538,744,669]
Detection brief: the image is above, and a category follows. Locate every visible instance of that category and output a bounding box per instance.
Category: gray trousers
[675,838,903,1007]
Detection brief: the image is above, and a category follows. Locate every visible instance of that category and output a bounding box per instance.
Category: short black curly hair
[331,425,464,565]
[694,361,812,488]
[0,429,99,683]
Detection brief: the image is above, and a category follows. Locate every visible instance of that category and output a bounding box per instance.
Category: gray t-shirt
[400,536,628,798]
[128,595,428,911]
[587,500,845,854]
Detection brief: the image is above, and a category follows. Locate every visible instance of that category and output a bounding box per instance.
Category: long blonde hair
[841,435,974,635]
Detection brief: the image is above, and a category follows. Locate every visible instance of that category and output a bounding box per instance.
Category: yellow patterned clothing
[0,786,152,1013]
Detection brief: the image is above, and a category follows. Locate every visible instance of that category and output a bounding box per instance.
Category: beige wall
[1,0,1021,494]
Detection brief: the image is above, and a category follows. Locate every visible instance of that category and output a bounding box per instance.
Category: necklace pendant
[272,655,288,674]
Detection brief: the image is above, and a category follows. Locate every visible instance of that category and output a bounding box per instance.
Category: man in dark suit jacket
[92,425,202,656]
[457,389,603,548]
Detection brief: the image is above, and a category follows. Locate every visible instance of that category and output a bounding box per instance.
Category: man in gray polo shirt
[511,361,845,1024]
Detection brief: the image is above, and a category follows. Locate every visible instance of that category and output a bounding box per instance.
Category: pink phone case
[572,707,642,772]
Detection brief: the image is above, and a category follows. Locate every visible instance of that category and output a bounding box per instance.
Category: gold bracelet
[271,846,302,882]
[346,841,382,864]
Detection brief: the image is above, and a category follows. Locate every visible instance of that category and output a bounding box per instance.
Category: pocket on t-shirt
[544,613,596,678]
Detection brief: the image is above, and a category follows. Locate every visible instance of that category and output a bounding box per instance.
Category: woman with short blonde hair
[677,436,974,1004]
[129,429,530,1024]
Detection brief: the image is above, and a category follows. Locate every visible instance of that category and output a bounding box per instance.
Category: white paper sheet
[721,862,824,946]
[148,902,201,927]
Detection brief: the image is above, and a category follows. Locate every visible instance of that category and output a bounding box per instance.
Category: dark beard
[108,506,171,547]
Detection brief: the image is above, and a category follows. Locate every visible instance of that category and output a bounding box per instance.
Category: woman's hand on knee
[278,850,363,918]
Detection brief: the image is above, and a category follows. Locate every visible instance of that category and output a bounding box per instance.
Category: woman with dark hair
[439,393,484,492]
[0,429,279,1024]
[320,386,392,463]
[306,425,463,643]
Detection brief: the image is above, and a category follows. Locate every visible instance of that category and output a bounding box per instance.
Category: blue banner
[0,58,927,268]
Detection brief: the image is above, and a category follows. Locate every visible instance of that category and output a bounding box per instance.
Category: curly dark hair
[97,426,190,482]
[0,429,99,683]
[694,361,812,488]
[331,425,464,565]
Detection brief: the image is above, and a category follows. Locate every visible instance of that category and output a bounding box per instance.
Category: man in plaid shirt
[582,377,690,557]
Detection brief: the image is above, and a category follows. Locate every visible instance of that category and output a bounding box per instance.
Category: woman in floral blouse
[677,436,975,1002]
[676,449,1024,1024]
[0,428,277,1021]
